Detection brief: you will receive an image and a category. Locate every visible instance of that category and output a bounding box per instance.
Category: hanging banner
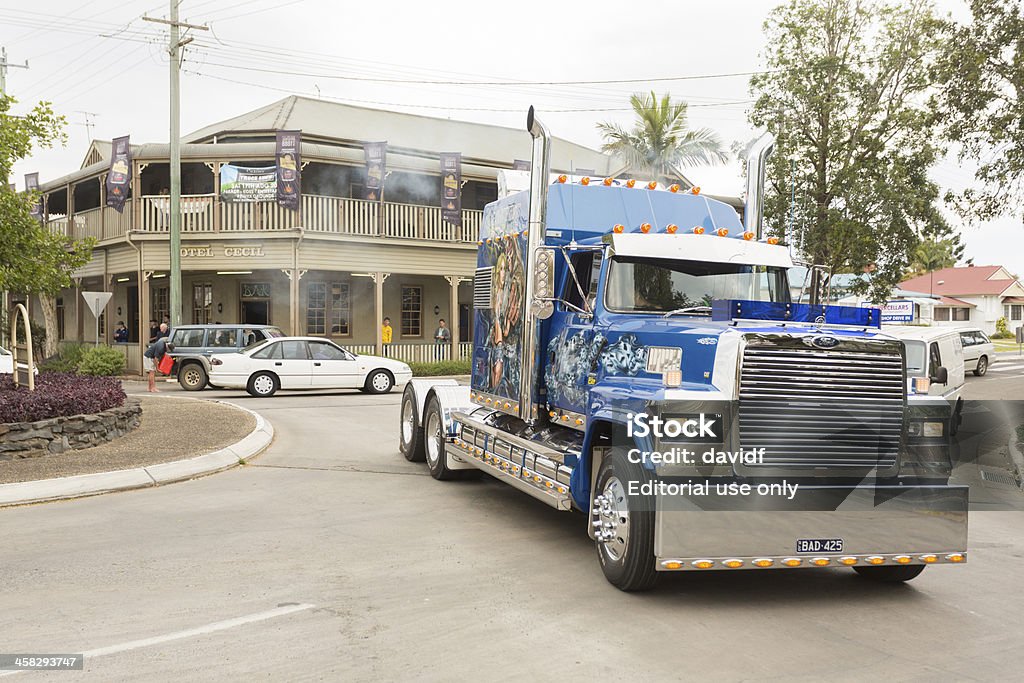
[440,152,462,227]
[220,164,277,203]
[512,159,531,171]
[24,172,42,220]
[105,135,132,213]
[276,130,301,210]
[364,141,386,201]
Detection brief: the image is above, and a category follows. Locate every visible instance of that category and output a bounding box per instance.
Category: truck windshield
[605,256,789,314]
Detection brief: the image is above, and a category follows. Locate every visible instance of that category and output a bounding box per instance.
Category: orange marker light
[743,231,755,241]
[716,228,729,237]
[603,177,614,186]
[613,224,625,234]
[647,181,658,190]
[669,184,680,193]
[580,176,590,186]
[692,226,705,235]
[626,179,636,188]
[557,174,567,183]
[665,224,678,234]
[691,186,701,195]
[766,236,779,245]
[640,223,652,233]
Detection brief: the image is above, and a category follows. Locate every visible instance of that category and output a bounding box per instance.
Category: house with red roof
[899,265,1024,334]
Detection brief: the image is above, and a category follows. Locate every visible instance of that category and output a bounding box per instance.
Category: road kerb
[0,399,273,508]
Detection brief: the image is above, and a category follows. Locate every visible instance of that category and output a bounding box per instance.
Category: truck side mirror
[530,247,556,320]
[931,366,948,385]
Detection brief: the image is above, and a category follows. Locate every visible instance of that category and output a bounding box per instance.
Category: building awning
[937,296,974,307]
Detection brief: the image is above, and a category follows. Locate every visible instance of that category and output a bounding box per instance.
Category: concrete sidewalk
[0,400,273,507]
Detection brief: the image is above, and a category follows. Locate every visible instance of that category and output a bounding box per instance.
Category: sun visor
[609,233,794,268]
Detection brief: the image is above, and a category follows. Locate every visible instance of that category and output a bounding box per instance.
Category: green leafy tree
[598,91,728,182]
[0,94,93,358]
[935,0,1024,221]
[907,238,959,278]
[749,0,951,303]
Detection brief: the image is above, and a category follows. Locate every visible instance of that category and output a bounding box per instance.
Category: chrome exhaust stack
[520,106,551,425]
[743,132,774,241]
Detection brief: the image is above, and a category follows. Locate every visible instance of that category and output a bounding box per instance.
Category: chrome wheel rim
[594,476,630,561]
[401,398,414,445]
[253,375,274,395]
[425,410,442,466]
[371,372,391,392]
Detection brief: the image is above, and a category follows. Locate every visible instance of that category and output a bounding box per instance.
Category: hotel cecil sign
[180,245,265,258]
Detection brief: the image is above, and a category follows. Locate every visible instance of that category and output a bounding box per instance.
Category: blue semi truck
[399,108,968,590]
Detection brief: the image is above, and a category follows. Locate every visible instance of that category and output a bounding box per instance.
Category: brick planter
[0,400,142,459]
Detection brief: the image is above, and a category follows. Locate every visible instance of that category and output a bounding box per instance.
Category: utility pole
[1,46,30,98]
[143,5,207,328]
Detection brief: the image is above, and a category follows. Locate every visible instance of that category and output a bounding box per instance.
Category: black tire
[399,385,425,462]
[852,565,926,582]
[178,362,208,391]
[365,369,394,394]
[424,395,461,480]
[247,371,279,398]
[593,449,658,591]
[974,355,988,376]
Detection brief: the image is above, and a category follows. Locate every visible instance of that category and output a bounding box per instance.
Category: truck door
[545,249,604,419]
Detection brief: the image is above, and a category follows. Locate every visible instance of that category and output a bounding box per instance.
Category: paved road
[1,374,1023,680]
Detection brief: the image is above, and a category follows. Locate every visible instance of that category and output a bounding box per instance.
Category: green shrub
[408,359,471,376]
[992,317,1014,339]
[76,345,127,376]
[39,342,89,373]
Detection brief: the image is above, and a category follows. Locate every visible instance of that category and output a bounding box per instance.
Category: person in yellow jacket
[382,317,393,356]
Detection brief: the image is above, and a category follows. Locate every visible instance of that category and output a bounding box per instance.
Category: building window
[192,283,212,324]
[934,307,950,321]
[1007,304,1023,321]
[153,286,169,323]
[307,282,326,335]
[952,307,970,321]
[330,283,350,335]
[56,297,65,341]
[401,286,422,337]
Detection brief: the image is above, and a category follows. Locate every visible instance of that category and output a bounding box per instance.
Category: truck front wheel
[593,450,658,591]
[852,565,926,583]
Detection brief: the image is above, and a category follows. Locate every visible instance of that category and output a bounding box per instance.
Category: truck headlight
[646,347,682,374]
[908,420,944,438]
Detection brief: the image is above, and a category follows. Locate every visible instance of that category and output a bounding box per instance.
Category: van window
[171,328,206,348]
[905,341,926,375]
[928,341,942,378]
[959,332,974,347]
[210,329,237,348]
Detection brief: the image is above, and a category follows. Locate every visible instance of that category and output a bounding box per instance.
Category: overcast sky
[4,0,1022,279]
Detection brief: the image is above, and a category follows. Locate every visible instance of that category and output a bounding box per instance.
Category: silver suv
[958,328,996,376]
[168,324,284,390]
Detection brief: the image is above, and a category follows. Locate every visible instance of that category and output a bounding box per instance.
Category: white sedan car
[208,336,412,397]
[0,346,12,374]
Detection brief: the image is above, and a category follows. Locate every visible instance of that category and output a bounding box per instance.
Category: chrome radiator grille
[738,344,905,470]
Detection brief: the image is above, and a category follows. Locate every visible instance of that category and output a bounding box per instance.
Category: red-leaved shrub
[0,373,126,423]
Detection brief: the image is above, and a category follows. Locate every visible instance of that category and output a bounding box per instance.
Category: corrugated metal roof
[901,265,1018,296]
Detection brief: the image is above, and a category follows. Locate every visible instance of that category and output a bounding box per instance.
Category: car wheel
[178,363,208,391]
[974,355,988,376]
[852,565,926,582]
[365,369,394,394]
[399,385,425,462]
[593,449,658,591]
[247,371,278,398]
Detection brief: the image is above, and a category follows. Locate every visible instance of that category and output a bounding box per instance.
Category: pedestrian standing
[382,317,393,357]
[114,321,129,343]
[434,319,450,361]
[148,319,160,343]
[160,316,171,338]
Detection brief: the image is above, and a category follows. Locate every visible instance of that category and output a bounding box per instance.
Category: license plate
[796,538,843,554]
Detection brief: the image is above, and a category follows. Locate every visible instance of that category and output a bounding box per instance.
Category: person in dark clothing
[114,321,129,343]
[148,319,160,343]
[160,316,171,338]
[143,335,174,393]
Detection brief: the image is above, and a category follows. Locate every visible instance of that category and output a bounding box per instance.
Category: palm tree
[597,91,728,182]
[909,239,957,296]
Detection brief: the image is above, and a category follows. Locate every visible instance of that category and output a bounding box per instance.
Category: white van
[957,328,996,376]
[880,326,965,400]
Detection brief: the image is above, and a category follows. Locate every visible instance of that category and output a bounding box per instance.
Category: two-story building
[25,96,625,372]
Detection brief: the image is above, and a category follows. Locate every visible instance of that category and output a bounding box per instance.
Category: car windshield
[605,256,790,315]
[904,340,926,376]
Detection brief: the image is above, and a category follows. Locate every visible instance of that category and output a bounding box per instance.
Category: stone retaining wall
[0,400,141,459]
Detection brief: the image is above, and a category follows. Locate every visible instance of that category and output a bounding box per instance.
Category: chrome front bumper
[654,484,968,570]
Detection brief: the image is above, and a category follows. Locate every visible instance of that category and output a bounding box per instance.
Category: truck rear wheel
[593,450,657,591]
[425,395,460,480]
[399,385,425,462]
[852,565,926,582]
